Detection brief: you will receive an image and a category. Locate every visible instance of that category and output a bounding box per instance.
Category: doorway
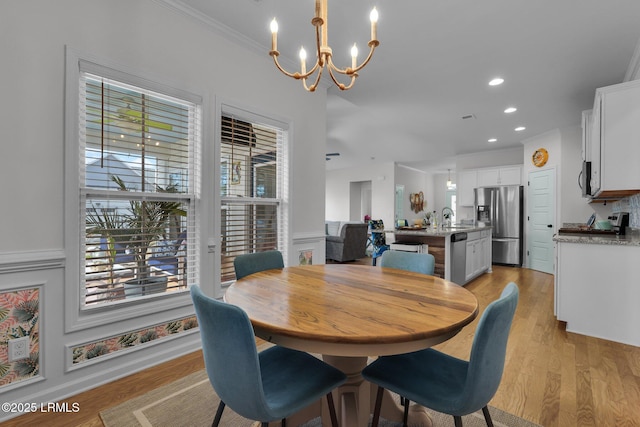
[527,168,555,274]
[349,181,372,222]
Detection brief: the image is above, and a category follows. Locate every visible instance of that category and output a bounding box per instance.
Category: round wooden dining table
[224,264,479,427]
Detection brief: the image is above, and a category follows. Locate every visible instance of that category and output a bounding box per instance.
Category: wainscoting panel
[292,232,326,266]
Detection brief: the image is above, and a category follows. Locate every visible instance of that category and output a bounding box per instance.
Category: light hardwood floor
[4,262,640,427]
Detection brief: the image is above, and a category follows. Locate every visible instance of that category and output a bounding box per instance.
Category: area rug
[100,370,540,427]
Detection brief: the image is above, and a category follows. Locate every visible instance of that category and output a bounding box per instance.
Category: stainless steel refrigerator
[474,185,523,266]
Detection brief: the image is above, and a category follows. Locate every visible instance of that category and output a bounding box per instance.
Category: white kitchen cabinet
[480,233,491,271]
[477,166,522,187]
[555,241,640,346]
[458,166,522,207]
[589,79,640,199]
[464,240,479,282]
[457,170,477,206]
[464,230,491,282]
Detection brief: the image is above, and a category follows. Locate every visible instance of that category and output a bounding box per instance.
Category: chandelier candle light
[269,0,379,92]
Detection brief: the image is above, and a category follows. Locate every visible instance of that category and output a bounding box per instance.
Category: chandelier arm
[271,53,321,80]
[326,61,356,91]
[351,41,379,73]
[306,61,325,92]
[324,41,378,77]
[270,53,300,79]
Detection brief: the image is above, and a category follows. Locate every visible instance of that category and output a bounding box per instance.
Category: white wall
[394,165,429,224]
[432,173,455,219]
[326,162,396,228]
[0,0,327,417]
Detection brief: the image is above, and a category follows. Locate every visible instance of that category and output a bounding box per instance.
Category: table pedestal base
[322,355,433,427]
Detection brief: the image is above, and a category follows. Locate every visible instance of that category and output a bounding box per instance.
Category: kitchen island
[553,229,640,346]
[391,225,492,285]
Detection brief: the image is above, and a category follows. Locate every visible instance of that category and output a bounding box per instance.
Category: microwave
[580,161,592,197]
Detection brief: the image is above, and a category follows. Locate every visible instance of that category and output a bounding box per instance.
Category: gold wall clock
[532,148,548,167]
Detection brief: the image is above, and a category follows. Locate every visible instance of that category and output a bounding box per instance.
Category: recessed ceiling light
[515,126,526,132]
[504,107,517,113]
[488,138,497,143]
[489,78,504,86]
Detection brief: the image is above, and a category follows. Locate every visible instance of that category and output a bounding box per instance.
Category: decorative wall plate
[532,148,548,167]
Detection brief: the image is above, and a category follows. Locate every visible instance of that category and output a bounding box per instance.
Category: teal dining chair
[190,285,346,427]
[379,251,435,275]
[233,250,284,280]
[362,282,519,427]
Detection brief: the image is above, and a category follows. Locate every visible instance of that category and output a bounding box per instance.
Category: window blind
[220,112,288,284]
[80,72,200,306]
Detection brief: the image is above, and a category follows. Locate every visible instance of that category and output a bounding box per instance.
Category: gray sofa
[325,221,368,262]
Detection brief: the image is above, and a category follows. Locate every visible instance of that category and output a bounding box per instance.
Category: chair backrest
[233,250,284,280]
[368,220,387,247]
[460,282,519,414]
[190,285,274,421]
[380,251,435,275]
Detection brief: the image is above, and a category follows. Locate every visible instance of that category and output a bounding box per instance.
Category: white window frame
[64,48,203,331]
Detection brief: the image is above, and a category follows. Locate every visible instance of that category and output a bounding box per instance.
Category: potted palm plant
[87,175,185,298]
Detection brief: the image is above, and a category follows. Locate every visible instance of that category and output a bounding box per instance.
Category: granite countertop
[553,228,640,246]
[391,224,492,237]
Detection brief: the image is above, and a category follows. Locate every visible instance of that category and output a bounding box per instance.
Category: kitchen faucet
[441,207,454,227]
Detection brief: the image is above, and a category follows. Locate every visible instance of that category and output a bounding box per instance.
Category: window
[219,110,288,284]
[79,67,201,307]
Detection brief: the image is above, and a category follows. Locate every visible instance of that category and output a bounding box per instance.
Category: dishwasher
[450,232,467,285]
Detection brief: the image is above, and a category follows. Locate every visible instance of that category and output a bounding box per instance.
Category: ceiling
[166,0,640,173]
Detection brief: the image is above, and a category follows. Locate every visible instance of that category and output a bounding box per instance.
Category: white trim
[624,36,640,82]
[0,250,65,274]
[293,231,326,244]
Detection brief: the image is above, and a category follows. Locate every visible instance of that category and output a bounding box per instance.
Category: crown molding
[624,36,640,82]
[152,0,265,56]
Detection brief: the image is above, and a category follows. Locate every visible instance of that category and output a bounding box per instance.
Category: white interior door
[527,169,555,274]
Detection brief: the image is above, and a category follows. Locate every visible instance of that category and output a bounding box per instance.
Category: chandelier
[269,0,379,92]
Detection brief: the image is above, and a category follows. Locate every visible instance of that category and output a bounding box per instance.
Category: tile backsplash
[612,193,640,228]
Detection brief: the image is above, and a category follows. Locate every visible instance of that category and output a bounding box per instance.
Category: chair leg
[281,418,286,427]
[453,415,463,427]
[481,406,494,427]
[212,401,225,427]
[402,397,410,427]
[326,391,339,427]
[371,386,385,427]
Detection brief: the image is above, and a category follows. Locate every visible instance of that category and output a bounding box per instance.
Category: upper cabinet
[457,165,522,207]
[588,79,640,200]
[457,170,477,206]
[477,166,522,187]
